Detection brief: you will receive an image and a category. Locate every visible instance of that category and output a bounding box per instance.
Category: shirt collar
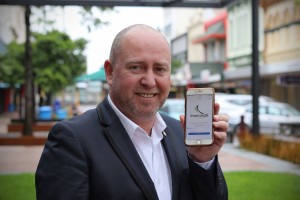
[107,95,167,140]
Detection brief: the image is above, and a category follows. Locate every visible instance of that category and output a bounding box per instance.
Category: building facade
[224,0,264,94]
[262,0,300,109]
[191,11,227,90]
[163,8,225,97]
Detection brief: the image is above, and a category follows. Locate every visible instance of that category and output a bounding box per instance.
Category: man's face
[106,28,171,121]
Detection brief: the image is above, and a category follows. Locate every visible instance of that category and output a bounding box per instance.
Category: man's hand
[180,102,229,163]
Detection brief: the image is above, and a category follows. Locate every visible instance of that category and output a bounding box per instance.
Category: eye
[155,66,168,74]
[129,65,143,71]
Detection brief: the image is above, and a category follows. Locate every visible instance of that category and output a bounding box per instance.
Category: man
[36,24,229,200]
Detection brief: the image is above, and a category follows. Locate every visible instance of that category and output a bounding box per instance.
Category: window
[268,106,281,115]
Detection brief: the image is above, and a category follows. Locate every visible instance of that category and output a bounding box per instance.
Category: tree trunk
[23,5,34,136]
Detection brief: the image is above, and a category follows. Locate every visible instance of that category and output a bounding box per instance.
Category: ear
[104,59,113,85]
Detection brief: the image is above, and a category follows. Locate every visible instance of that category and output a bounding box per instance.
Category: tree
[79,6,112,32]
[22,5,111,135]
[0,41,25,115]
[32,30,87,104]
[24,5,34,135]
[0,5,112,135]
[0,30,88,103]
[0,41,25,86]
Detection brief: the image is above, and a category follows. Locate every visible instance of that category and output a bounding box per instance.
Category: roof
[0,0,237,8]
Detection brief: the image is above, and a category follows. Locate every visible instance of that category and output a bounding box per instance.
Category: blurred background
[0,1,300,199]
[0,0,299,137]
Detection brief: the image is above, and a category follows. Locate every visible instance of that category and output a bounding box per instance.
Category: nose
[141,70,156,88]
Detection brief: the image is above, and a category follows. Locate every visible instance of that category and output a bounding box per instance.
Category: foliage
[0,30,87,93]
[31,6,56,33]
[79,6,112,32]
[1,172,299,200]
[32,30,87,93]
[171,59,182,74]
[237,130,300,164]
[0,42,25,87]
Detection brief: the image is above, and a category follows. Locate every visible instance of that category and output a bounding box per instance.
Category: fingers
[214,113,229,123]
[213,116,229,132]
[213,115,228,146]
[214,102,220,115]
[213,131,227,147]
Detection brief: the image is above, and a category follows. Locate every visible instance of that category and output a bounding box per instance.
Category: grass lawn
[0,173,36,200]
[0,171,299,200]
[225,171,300,200]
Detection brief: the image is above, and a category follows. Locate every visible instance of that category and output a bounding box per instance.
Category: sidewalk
[219,144,300,175]
[0,143,299,175]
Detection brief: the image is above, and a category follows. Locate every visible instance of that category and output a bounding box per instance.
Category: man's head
[104,24,171,123]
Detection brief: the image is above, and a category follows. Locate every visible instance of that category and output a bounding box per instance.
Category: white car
[215,93,276,137]
[242,101,300,135]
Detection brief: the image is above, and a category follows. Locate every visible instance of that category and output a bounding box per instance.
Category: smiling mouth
[137,93,157,98]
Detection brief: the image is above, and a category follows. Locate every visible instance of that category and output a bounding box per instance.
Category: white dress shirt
[108,95,172,200]
[107,95,214,200]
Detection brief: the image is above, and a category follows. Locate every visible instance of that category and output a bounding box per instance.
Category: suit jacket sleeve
[188,155,228,200]
[35,122,89,200]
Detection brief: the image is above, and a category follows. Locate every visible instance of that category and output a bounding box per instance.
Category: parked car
[159,98,185,120]
[241,101,300,135]
[215,93,276,134]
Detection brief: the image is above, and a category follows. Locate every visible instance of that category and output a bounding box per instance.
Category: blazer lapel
[96,99,158,200]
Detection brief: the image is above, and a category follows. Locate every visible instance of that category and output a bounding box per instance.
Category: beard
[110,83,168,120]
[124,97,162,119]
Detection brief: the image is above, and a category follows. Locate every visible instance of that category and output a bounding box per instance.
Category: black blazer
[35,97,228,200]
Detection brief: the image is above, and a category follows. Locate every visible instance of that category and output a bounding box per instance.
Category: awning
[87,68,106,81]
[75,67,106,82]
[193,22,225,44]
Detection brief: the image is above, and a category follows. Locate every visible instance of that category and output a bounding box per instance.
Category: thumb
[179,115,185,128]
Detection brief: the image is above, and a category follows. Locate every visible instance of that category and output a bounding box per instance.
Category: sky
[37,6,164,74]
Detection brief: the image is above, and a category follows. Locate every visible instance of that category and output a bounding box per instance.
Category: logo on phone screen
[190,105,208,118]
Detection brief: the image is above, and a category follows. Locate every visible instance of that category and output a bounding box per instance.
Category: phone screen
[185,91,213,145]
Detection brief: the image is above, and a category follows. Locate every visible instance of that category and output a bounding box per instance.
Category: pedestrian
[35,24,229,200]
[72,102,79,116]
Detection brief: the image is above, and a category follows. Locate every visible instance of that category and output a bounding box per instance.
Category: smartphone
[184,88,215,146]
